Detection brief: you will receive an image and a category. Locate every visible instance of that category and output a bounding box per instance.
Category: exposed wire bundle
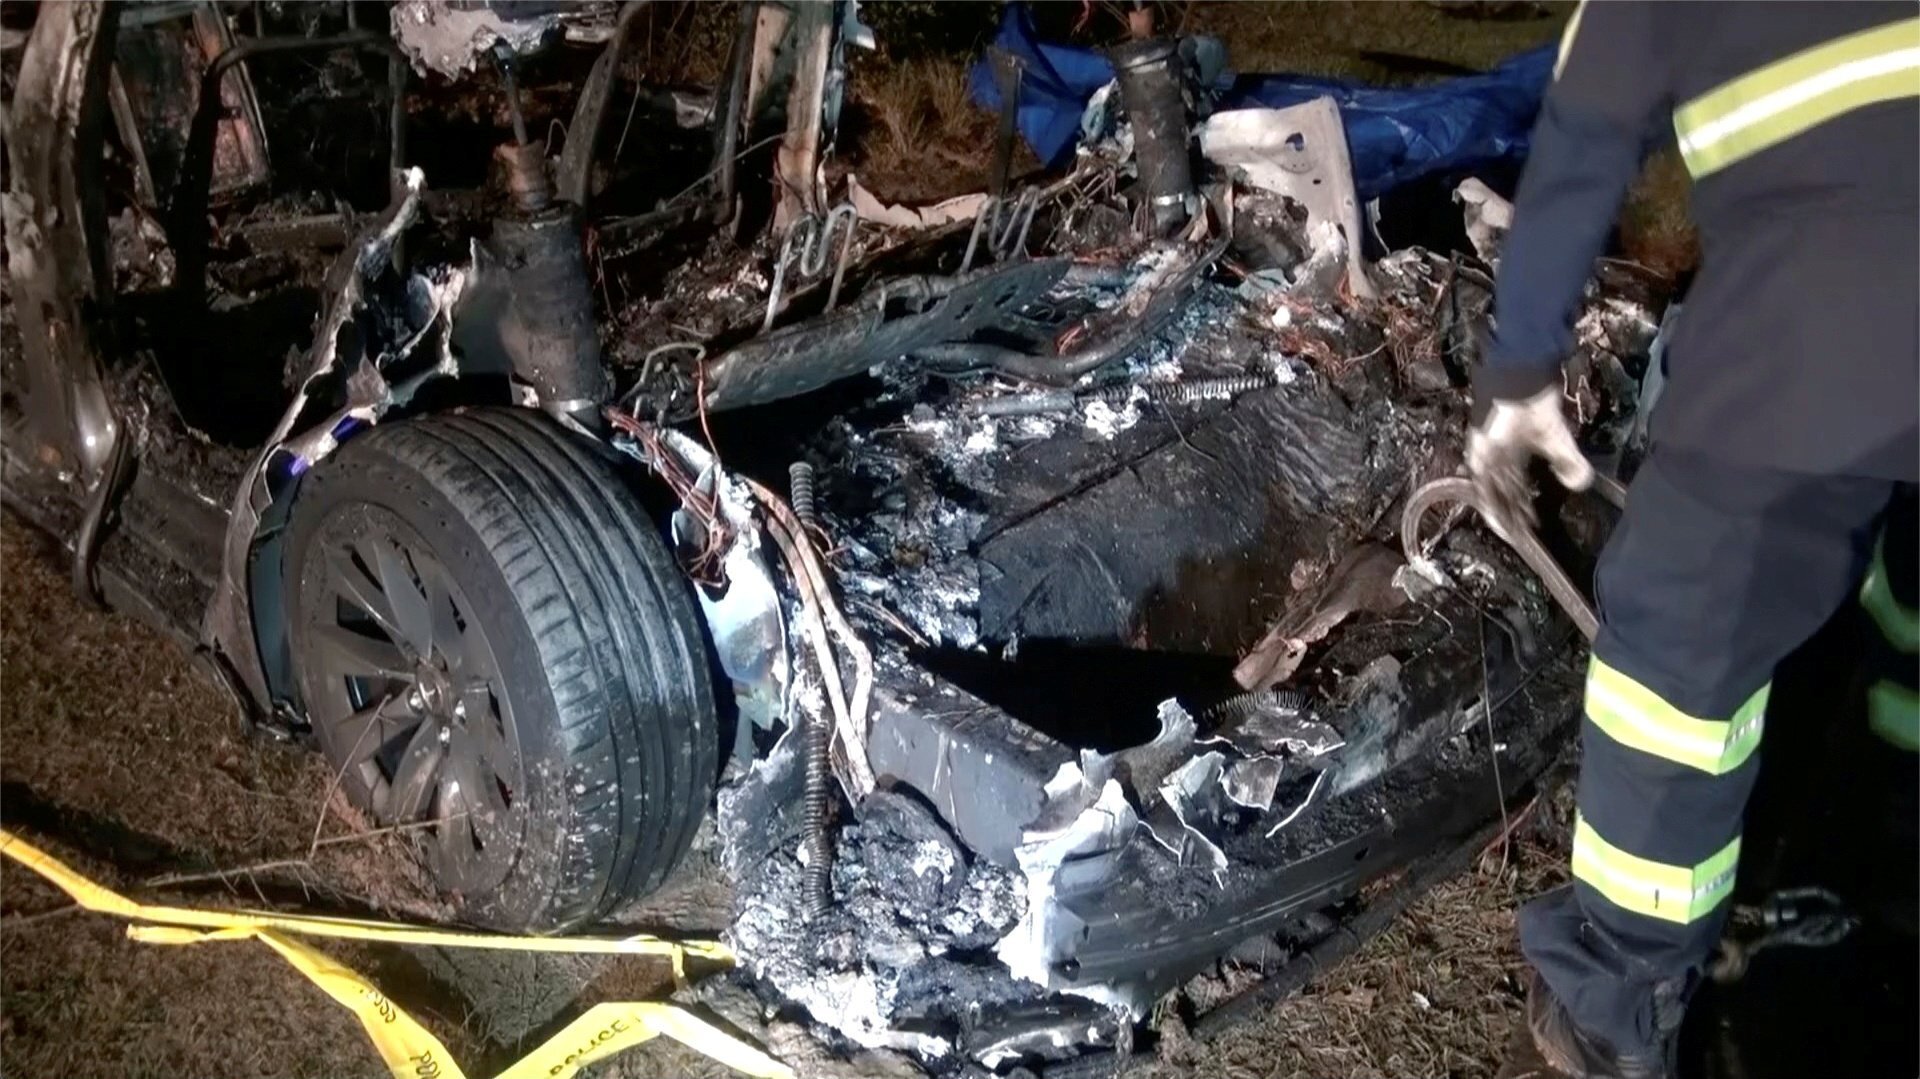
[745,478,878,921]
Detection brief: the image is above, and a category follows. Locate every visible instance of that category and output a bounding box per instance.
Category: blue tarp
[967,4,1554,200]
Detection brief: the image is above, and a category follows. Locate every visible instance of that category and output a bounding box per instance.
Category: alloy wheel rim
[301,506,527,897]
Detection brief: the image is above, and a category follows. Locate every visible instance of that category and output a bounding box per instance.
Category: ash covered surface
[725,780,1039,1064]
[698,214,1655,1053]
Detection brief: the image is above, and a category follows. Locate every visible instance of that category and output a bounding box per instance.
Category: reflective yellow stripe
[0,830,795,1079]
[1861,536,1919,654]
[1585,658,1767,775]
[1870,680,1920,752]
[1572,815,1740,925]
[1554,1,1589,81]
[1674,17,1920,178]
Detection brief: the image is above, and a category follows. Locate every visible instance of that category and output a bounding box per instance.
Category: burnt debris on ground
[1,4,1669,1077]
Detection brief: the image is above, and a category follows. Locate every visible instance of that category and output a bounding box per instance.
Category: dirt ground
[0,503,1567,1077]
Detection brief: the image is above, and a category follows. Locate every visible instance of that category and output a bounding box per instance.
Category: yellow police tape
[0,828,795,1079]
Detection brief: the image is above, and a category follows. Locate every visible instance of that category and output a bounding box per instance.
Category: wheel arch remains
[4,1,124,484]
[202,172,477,729]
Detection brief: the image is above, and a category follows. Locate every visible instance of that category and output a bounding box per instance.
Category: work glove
[1467,380,1593,534]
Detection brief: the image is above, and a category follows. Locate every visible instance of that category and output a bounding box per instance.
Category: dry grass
[1141,837,1570,1079]
[0,518,330,862]
[841,53,1025,204]
[0,514,492,1077]
[1619,149,1699,280]
[1178,0,1573,83]
[0,514,389,1078]
[1127,779,1576,1079]
[619,0,740,87]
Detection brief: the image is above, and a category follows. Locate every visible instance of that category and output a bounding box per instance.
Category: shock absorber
[1110,37,1195,236]
[486,47,611,428]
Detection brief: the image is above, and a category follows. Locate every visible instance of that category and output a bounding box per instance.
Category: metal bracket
[762,201,859,332]
[959,188,1040,275]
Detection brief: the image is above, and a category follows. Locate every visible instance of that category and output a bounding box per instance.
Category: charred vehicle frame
[1,2,1668,1073]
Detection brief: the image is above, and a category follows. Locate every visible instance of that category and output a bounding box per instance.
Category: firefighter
[1469,3,1918,1075]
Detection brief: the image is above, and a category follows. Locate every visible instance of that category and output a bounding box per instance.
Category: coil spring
[788,461,819,533]
[802,696,834,919]
[1092,373,1274,407]
[1203,686,1309,725]
[789,458,833,918]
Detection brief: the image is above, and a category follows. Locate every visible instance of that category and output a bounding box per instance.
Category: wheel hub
[408,660,456,719]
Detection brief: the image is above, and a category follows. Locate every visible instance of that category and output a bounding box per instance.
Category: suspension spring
[1092,373,1274,407]
[802,692,834,919]
[1203,686,1309,726]
[788,461,819,532]
[787,458,833,918]
[970,373,1275,418]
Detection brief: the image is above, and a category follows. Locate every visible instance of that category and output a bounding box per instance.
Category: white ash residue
[1080,392,1144,440]
[727,790,1030,1061]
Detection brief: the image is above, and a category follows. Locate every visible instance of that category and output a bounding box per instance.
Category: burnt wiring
[604,419,884,917]
[748,478,879,771]
[605,408,732,585]
[622,341,707,423]
[753,486,881,921]
[748,479,878,800]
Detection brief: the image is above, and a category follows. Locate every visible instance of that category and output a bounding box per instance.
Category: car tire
[284,407,718,932]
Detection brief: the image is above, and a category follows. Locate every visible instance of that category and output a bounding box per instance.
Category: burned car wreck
[1,3,1667,1074]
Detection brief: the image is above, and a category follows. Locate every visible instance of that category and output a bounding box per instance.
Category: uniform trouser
[1518,446,1918,1058]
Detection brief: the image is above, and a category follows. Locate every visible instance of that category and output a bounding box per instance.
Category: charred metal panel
[4,0,123,481]
[700,259,1070,415]
[1047,574,1584,1005]
[976,379,1375,653]
[865,654,1076,865]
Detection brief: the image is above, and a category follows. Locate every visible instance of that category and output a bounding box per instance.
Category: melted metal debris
[725,776,1032,1062]
[820,262,1248,651]
[392,0,560,78]
[994,762,1138,1007]
[693,154,1661,1063]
